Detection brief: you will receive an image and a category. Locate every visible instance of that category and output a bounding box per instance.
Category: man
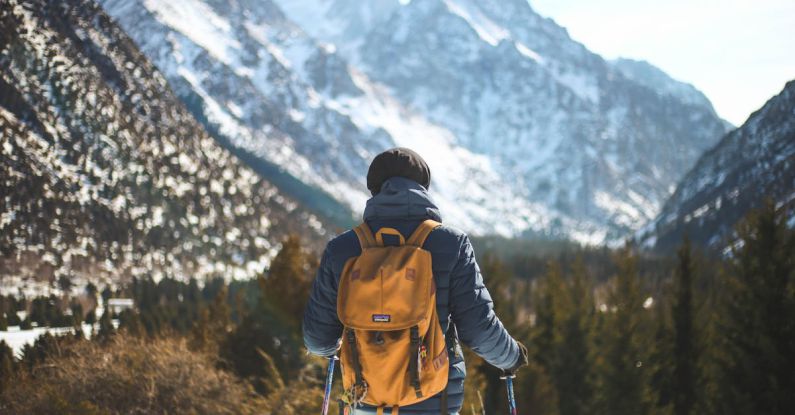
[303,147,528,414]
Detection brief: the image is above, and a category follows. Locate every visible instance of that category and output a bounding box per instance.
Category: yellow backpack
[337,219,449,414]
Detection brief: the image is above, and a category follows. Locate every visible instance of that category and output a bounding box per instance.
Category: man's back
[304,175,524,414]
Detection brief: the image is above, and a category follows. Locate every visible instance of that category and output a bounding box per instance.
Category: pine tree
[671,237,698,415]
[19,318,32,330]
[84,307,96,325]
[189,307,212,352]
[85,282,98,301]
[717,202,795,414]
[101,286,112,306]
[190,285,232,352]
[514,260,567,415]
[0,340,14,393]
[5,301,20,326]
[70,301,83,327]
[555,257,596,415]
[648,301,673,414]
[477,253,529,414]
[260,235,313,326]
[480,252,518,330]
[97,307,115,341]
[208,284,231,333]
[533,260,565,371]
[117,309,144,337]
[220,309,304,396]
[599,246,653,415]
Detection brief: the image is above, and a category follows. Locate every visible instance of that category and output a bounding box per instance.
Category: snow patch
[442,0,509,46]
[142,0,240,65]
[514,41,543,63]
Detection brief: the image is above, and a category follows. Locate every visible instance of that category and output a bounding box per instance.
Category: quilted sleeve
[302,246,343,357]
[447,234,520,370]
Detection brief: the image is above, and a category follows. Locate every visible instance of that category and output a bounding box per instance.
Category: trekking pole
[321,355,338,415]
[500,372,518,415]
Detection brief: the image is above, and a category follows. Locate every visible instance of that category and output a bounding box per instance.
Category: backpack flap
[337,246,435,331]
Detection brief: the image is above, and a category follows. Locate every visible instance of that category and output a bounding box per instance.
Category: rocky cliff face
[0,0,328,290]
[642,80,795,250]
[102,0,729,242]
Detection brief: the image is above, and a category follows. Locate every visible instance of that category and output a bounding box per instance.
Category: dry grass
[0,335,272,414]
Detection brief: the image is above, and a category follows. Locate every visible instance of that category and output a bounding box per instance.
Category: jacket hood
[363,177,442,222]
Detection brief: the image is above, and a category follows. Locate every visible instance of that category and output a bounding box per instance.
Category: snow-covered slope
[642,80,795,250]
[0,0,328,290]
[100,0,573,238]
[272,0,731,241]
[100,0,729,243]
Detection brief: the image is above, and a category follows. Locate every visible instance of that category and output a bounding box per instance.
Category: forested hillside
[645,80,795,251]
[0,0,330,293]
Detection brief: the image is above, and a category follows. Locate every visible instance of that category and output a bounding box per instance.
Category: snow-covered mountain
[102,0,730,243]
[0,0,328,291]
[642,80,795,250]
[99,0,568,239]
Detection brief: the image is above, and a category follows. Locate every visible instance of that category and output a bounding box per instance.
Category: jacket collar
[363,177,442,222]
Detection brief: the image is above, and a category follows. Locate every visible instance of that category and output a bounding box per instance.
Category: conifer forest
[1,205,793,414]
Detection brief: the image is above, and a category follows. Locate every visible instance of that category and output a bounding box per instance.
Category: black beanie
[367,147,431,195]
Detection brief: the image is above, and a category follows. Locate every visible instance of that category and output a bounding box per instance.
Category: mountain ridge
[642,79,795,250]
[99,0,730,243]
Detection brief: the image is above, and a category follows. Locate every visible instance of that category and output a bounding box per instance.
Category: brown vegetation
[1,335,270,415]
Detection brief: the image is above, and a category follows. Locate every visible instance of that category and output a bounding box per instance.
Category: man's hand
[504,341,529,376]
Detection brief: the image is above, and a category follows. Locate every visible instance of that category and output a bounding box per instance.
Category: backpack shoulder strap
[406,219,442,247]
[353,222,376,249]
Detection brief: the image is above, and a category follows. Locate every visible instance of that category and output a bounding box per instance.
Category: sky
[530,0,795,126]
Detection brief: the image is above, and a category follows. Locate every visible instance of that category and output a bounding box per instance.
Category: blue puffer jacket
[303,177,521,414]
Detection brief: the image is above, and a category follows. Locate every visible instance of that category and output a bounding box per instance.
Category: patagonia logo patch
[372,314,391,323]
[351,270,361,280]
